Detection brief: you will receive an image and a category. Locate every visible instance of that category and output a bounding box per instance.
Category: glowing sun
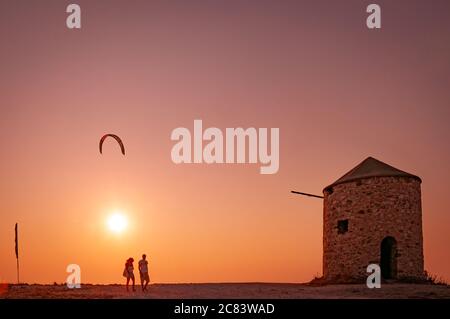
[107,212,128,233]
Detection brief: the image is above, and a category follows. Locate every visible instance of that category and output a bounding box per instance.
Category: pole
[17,258,19,284]
[15,223,19,284]
[291,190,324,199]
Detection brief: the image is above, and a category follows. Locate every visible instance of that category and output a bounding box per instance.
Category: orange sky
[1,0,450,284]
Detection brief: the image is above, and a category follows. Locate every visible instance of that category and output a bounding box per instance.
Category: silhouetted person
[138,254,150,292]
[123,257,135,292]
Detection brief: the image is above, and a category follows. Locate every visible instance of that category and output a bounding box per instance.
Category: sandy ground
[1,283,449,299]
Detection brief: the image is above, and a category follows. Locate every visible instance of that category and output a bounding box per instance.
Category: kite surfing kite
[99,134,125,155]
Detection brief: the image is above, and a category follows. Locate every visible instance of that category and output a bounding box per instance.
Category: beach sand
[1,283,449,299]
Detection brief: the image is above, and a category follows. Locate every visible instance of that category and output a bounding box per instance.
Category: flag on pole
[15,223,19,259]
[15,223,19,284]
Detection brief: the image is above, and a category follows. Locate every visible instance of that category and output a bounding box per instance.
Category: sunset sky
[1,0,449,284]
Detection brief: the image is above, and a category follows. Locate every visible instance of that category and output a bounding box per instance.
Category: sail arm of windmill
[291,190,324,199]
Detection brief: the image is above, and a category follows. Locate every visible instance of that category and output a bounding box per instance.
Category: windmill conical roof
[324,157,421,192]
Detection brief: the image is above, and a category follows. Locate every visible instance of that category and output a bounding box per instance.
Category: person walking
[138,254,150,292]
[123,257,136,292]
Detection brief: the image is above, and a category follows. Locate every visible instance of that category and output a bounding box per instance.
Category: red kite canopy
[99,134,125,155]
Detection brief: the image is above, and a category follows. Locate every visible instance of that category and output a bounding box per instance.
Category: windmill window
[338,220,348,234]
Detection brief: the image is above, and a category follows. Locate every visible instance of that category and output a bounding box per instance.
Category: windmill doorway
[380,236,397,279]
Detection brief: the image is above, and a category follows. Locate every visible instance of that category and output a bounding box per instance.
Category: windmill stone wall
[322,157,424,282]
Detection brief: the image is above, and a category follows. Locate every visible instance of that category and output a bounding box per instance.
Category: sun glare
[107,213,128,233]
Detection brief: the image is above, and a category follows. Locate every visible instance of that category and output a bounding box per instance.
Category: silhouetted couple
[123,254,150,292]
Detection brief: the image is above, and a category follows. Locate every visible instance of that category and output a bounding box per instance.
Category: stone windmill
[293,157,425,282]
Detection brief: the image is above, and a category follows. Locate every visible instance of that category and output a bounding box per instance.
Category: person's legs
[131,275,135,291]
[140,273,144,291]
[126,277,130,291]
[144,273,149,291]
